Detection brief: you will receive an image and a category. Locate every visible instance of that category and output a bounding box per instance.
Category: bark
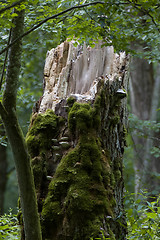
[130,49,160,194]
[27,41,129,240]
[143,65,160,192]
[0,124,7,215]
[0,9,42,240]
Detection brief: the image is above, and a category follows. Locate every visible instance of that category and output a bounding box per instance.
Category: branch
[126,0,160,33]
[0,28,12,91]
[0,1,105,56]
[141,8,160,33]
[0,0,25,15]
[155,4,160,9]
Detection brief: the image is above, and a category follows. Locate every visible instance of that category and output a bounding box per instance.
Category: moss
[17,74,129,239]
[67,96,77,108]
[31,156,47,190]
[25,109,65,197]
[123,126,128,147]
[68,102,92,135]
[111,157,122,184]
[111,115,120,126]
[26,109,61,158]
[41,102,115,239]
[26,89,123,239]
[68,96,103,136]
[41,200,63,238]
[93,95,101,114]
[114,170,121,182]
[123,126,127,136]
[17,198,23,225]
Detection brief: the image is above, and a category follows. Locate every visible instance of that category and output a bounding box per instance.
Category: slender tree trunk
[26,41,129,239]
[0,124,7,215]
[143,65,160,192]
[130,47,160,195]
[0,9,42,240]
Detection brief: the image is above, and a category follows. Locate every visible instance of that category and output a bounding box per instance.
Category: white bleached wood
[39,41,127,113]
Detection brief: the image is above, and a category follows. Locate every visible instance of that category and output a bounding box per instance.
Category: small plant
[0,209,20,240]
[125,191,160,240]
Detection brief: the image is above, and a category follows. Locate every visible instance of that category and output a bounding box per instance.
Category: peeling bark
[27,41,129,240]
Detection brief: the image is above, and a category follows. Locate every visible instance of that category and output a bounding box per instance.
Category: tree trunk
[0,9,42,240]
[0,124,7,215]
[26,41,129,240]
[130,48,160,195]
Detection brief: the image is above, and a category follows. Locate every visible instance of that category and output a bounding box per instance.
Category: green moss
[114,170,121,182]
[111,115,120,126]
[25,89,123,239]
[68,97,103,136]
[123,126,127,136]
[67,96,77,108]
[26,109,60,158]
[41,130,114,239]
[17,198,23,225]
[25,109,65,196]
[93,95,101,113]
[31,156,47,190]
[112,157,122,183]
[39,97,119,239]
[26,135,40,157]
[68,102,92,135]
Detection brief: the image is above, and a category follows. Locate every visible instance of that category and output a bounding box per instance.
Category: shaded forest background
[0,1,160,238]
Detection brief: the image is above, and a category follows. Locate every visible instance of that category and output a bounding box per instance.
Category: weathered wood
[39,41,127,114]
[27,40,129,240]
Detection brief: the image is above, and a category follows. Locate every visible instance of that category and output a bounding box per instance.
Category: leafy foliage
[129,113,160,161]
[0,0,160,60]
[125,191,160,239]
[0,210,20,240]
[129,113,160,140]
[0,0,160,238]
[0,0,160,119]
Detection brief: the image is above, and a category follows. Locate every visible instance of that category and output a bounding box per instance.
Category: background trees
[0,0,160,239]
[130,55,160,195]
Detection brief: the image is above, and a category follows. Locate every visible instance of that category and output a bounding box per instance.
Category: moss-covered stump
[25,77,128,239]
[41,134,114,240]
[41,97,115,240]
[25,41,129,240]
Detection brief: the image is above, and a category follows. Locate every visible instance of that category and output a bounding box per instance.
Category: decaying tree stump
[26,40,129,240]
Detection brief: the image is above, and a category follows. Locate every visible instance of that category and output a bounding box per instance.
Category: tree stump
[26,40,129,240]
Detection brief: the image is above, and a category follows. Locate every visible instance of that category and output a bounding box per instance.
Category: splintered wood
[39,40,128,114]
